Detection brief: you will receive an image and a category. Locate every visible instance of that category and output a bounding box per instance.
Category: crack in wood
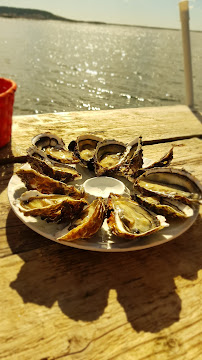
[53,321,128,359]
[0,136,201,165]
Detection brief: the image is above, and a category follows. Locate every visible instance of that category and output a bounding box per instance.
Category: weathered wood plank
[142,137,202,180]
[0,105,201,161]
[0,138,201,258]
[0,110,201,360]
[0,218,201,359]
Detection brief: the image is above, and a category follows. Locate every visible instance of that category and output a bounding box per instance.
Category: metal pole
[179,0,194,108]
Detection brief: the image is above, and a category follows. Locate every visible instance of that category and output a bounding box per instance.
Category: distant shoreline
[0,6,201,33]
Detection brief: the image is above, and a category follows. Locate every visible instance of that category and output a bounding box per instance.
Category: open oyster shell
[68,134,103,170]
[107,193,167,239]
[142,147,174,170]
[32,132,65,148]
[56,197,105,241]
[32,132,79,164]
[94,139,127,176]
[134,194,194,218]
[119,136,143,177]
[16,167,84,198]
[134,167,202,204]
[17,190,88,223]
[27,146,81,183]
[124,147,173,182]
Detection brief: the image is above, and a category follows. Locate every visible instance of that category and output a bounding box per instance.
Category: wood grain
[0,216,201,359]
[1,138,202,258]
[0,105,201,161]
[0,107,202,360]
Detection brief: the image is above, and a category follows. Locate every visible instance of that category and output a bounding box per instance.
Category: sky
[0,0,202,31]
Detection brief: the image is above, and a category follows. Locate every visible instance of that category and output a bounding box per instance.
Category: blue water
[1,18,202,115]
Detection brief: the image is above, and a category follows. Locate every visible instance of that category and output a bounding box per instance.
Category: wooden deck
[0,104,202,360]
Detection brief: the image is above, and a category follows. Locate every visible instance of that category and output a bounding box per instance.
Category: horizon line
[0,5,202,33]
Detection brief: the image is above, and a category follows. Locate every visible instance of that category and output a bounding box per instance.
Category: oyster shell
[16,167,84,198]
[32,132,65,149]
[134,167,202,204]
[107,193,167,239]
[68,134,103,170]
[124,147,173,182]
[119,136,143,177]
[134,194,194,218]
[27,146,81,183]
[94,139,127,176]
[32,132,79,164]
[56,197,105,241]
[142,147,173,170]
[17,190,88,223]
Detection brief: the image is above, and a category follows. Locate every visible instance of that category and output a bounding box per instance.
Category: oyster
[16,167,84,198]
[119,136,143,177]
[17,190,88,223]
[32,132,65,149]
[56,197,105,241]
[94,139,127,176]
[134,167,202,204]
[142,147,173,170]
[107,193,167,239]
[125,147,173,182]
[68,134,103,170]
[32,132,79,164]
[27,146,81,183]
[134,194,194,218]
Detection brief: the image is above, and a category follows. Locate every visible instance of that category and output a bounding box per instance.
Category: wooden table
[0,105,202,360]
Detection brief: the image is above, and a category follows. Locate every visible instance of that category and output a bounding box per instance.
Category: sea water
[1,18,202,115]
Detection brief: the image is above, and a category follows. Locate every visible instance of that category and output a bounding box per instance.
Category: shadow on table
[192,109,202,125]
[7,209,202,334]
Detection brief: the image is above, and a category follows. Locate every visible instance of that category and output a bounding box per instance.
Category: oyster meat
[94,139,127,176]
[32,132,79,164]
[16,167,84,198]
[27,146,81,183]
[68,134,103,170]
[17,190,88,223]
[134,167,202,204]
[107,193,167,239]
[56,197,105,241]
[134,194,194,218]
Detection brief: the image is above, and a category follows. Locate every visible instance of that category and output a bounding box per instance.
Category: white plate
[8,164,199,252]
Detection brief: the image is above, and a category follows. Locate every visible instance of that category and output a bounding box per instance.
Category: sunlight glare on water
[1,18,202,115]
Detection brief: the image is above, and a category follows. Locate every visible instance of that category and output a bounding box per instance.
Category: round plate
[8,163,200,252]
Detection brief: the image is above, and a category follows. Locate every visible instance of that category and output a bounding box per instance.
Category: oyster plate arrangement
[8,132,202,252]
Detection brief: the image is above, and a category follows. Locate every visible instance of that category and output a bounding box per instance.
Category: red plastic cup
[0,78,17,148]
